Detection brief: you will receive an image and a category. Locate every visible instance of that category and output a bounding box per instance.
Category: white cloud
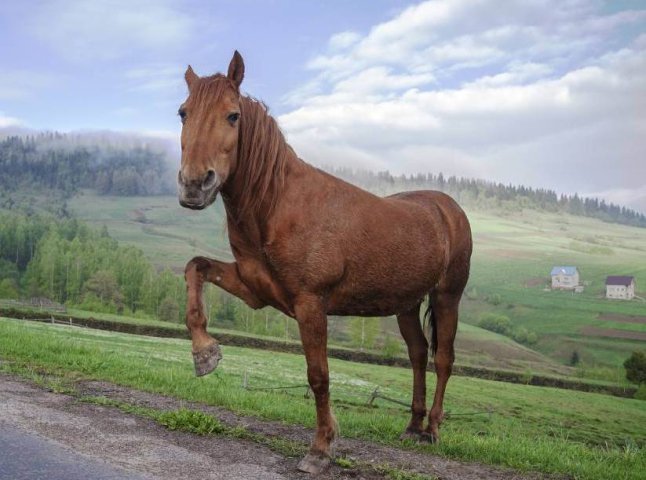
[124,64,185,93]
[0,112,24,128]
[28,0,194,62]
[328,31,362,51]
[278,0,646,211]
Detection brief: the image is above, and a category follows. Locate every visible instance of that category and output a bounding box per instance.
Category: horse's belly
[326,281,431,317]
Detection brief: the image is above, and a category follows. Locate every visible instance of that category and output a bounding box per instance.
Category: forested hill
[0,133,175,199]
[325,167,646,228]
[1,131,644,228]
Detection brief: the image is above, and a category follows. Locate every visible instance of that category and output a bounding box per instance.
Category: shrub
[511,327,539,345]
[487,293,502,305]
[382,336,403,359]
[634,384,646,401]
[479,313,512,336]
[624,351,646,384]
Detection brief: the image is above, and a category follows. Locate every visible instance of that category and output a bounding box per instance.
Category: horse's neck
[221,144,302,249]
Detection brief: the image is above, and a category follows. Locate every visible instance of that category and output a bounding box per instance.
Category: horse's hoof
[399,429,423,442]
[297,452,331,474]
[419,431,438,444]
[192,342,222,377]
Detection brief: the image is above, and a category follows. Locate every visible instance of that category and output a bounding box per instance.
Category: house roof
[605,276,635,286]
[551,266,578,276]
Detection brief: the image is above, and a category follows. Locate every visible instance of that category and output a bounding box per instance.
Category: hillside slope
[68,192,646,380]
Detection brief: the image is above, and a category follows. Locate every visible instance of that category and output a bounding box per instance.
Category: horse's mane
[189,74,293,220]
[236,96,294,219]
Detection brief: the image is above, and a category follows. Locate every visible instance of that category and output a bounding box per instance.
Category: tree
[0,278,19,299]
[84,270,124,311]
[349,317,380,351]
[624,351,646,385]
[158,296,180,323]
[569,350,580,366]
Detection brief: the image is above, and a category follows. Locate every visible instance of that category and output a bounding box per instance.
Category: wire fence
[240,370,493,420]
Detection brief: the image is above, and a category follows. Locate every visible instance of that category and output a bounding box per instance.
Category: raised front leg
[294,294,338,474]
[184,256,265,376]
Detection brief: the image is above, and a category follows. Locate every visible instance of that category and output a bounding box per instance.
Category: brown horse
[178,51,472,474]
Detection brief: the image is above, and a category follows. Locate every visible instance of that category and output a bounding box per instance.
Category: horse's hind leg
[426,291,460,442]
[396,304,429,440]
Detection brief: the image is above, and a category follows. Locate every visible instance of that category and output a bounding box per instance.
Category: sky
[1,0,645,212]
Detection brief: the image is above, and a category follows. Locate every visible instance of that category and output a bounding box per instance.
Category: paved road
[0,375,295,480]
[0,423,147,480]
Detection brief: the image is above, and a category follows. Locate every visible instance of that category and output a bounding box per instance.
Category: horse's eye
[227,112,240,124]
[178,109,187,124]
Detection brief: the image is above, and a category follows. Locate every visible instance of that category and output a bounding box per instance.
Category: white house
[551,266,580,290]
[605,276,636,300]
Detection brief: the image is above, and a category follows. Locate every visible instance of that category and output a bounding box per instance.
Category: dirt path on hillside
[580,326,646,341]
[0,373,552,480]
[598,313,646,325]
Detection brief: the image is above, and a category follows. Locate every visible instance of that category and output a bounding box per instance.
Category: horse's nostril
[202,169,218,191]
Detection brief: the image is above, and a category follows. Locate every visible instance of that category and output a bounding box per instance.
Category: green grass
[1,317,644,480]
[67,192,646,381]
[6,301,583,384]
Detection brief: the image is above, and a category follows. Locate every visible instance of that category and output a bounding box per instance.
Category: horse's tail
[422,294,437,356]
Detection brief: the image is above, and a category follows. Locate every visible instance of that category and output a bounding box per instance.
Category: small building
[551,266,580,290]
[605,276,635,300]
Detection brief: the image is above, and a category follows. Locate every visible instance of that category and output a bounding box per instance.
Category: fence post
[368,387,379,406]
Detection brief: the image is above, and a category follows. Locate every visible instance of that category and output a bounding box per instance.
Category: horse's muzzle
[177,170,220,210]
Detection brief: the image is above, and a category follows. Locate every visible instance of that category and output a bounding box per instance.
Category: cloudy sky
[1,0,645,212]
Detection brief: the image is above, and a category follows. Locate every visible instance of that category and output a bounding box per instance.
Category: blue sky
[1,0,645,212]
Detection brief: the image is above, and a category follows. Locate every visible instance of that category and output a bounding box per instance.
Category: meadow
[1,317,644,480]
[68,193,646,382]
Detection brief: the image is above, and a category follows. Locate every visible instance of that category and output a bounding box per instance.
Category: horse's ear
[227,50,245,89]
[185,65,198,90]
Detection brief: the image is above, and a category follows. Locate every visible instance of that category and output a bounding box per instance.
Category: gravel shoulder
[0,373,549,480]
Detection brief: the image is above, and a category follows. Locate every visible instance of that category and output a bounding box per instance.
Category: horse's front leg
[184,256,265,376]
[294,294,338,474]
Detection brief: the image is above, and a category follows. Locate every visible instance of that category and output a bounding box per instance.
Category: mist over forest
[1,129,644,228]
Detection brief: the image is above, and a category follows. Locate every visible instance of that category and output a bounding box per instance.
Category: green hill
[67,192,646,382]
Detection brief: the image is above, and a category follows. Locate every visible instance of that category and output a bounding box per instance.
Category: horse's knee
[184,256,210,278]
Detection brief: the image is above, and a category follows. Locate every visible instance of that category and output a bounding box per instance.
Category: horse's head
[177,51,245,210]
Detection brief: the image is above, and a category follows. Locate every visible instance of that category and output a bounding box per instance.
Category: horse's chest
[236,257,293,314]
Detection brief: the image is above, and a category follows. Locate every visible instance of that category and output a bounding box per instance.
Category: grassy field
[69,191,233,270]
[68,193,646,381]
[4,300,575,381]
[464,209,646,381]
[0,317,644,480]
